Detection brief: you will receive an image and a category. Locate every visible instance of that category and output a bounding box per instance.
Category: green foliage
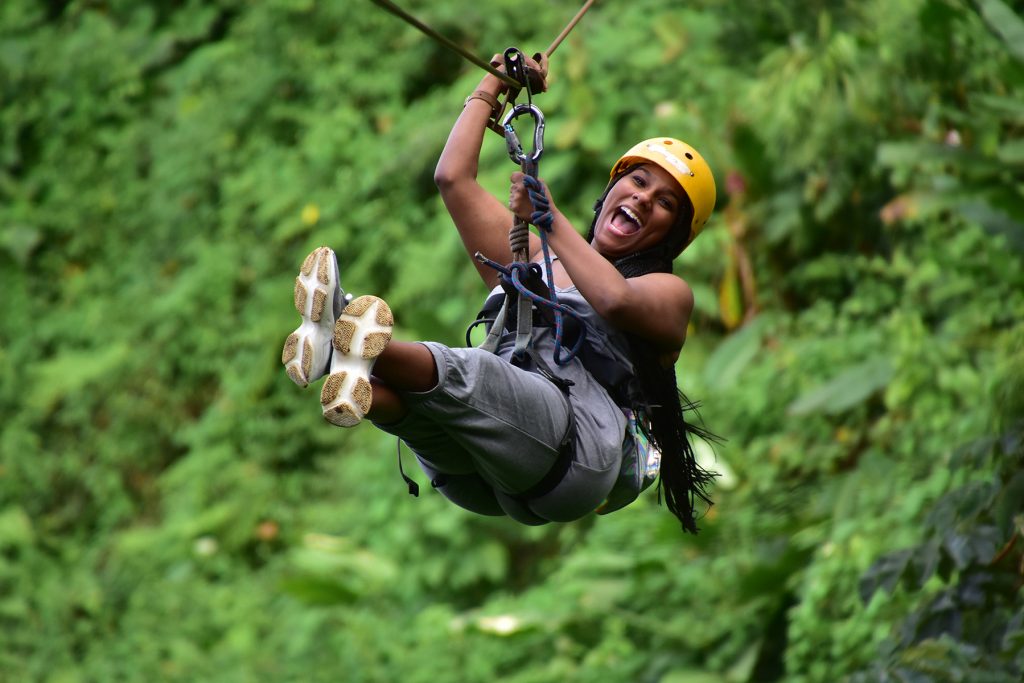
[851,424,1024,682]
[1,0,1022,681]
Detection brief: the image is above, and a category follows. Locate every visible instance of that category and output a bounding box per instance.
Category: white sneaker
[282,247,347,387]
[320,295,393,427]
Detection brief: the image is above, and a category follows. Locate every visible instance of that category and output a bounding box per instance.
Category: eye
[631,174,647,188]
[658,197,676,211]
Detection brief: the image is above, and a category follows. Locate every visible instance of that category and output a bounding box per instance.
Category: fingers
[509,173,556,227]
[488,51,548,92]
[523,54,548,93]
[508,174,530,220]
[530,52,549,79]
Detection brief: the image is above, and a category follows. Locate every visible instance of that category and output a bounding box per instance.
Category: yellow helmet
[610,137,716,245]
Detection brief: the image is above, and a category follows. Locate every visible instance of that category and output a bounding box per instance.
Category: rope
[478,258,586,366]
[523,175,553,230]
[368,0,520,89]
[370,0,598,87]
[543,0,597,58]
[476,175,581,365]
[509,220,531,255]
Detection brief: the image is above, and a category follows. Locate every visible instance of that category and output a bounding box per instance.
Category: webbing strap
[473,255,587,365]
[480,296,508,354]
[514,290,533,357]
[396,438,419,497]
[504,346,576,502]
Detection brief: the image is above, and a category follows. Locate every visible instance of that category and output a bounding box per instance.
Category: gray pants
[375,342,625,524]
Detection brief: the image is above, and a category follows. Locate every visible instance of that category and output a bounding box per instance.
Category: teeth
[621,207,640,225]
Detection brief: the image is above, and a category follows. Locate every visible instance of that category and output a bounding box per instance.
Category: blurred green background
[2,0,1023,681]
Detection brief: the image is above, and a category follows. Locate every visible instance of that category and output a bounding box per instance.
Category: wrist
[464,89,501,118]
[549,207,566,228]
[478,72,508,94]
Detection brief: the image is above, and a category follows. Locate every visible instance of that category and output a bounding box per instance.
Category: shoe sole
[282,247,342,387]
[320,295,393,427]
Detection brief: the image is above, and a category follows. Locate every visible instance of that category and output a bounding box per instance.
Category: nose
[632,188,652,208]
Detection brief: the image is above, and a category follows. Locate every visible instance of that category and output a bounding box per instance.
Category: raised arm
[434,56,545,289]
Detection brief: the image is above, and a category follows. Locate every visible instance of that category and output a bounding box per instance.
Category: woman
[282,56,717,531]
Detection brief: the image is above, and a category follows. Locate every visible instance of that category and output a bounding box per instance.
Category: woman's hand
[488,52,549,93]
[509,171,556,225]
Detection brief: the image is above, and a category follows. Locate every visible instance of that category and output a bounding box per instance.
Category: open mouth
[608,206,642,236]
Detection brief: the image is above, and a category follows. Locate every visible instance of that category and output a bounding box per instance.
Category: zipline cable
[369,0,597,84]
[368,0,520,88]
[543,0,596,58]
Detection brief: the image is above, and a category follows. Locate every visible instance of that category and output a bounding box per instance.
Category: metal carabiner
[501,103,545,169]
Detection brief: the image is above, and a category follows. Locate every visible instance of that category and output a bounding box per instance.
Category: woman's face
[591,164,686,259]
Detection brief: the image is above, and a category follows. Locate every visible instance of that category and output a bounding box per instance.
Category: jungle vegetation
[1,0,1022,681]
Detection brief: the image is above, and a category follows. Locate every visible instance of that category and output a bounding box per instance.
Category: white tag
[646,143,694,177]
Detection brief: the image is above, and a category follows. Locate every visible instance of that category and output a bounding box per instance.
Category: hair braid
[589,170,718,533]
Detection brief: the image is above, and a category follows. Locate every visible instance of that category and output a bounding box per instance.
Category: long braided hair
[588,168,718,533]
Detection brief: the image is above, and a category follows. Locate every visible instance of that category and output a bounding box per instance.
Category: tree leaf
[278,576,358,606]
[974,0,1024,63]
[0,506,34,549]
[703,317,765,390]
[787,356,893,416]
[718,250,744,330]
[859,549,913,602]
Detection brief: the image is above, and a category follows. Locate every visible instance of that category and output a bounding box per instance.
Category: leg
[360,343,440,423]
[373,341,439,392]
[366,377,406,424]
[395,343,573,495]
[318,295,440,426]
[415,459,506,517]
[318,300,441,426]
[278,248,434,426]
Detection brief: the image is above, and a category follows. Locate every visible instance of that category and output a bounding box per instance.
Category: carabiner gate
[501,103,545,169]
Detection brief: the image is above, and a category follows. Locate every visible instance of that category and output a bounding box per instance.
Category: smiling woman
[593,165,686,255]
[281,56,719,532]
[591,137,715,260]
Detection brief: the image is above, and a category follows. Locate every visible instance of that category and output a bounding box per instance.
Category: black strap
[396,438,419,497]
[461,278,585,504]
[397,437,451,496]
[504,347,577,502]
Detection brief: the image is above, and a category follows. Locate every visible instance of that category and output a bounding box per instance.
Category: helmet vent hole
[684,152,693,159]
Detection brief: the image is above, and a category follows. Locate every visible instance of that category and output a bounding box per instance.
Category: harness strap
[397,438,451,497]
[396,438,419,497]
[479,296,508,354]
[504,346,577,502]
[467,265,586,352]
[514,289,533,358]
